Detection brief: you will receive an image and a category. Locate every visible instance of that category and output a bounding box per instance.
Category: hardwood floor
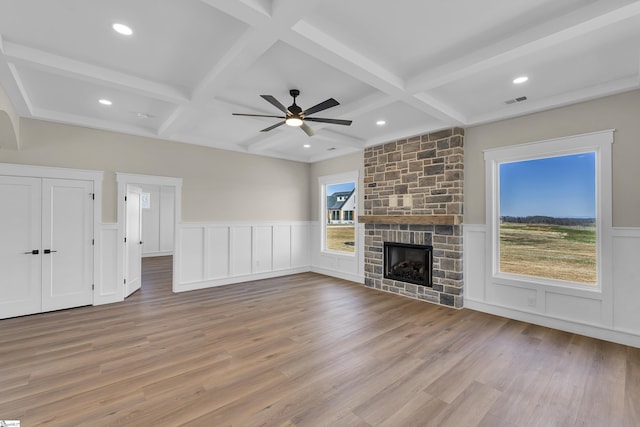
[1,256,639,426]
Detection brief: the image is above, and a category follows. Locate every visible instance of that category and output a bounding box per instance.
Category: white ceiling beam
[312,130,366,150]
[245,125,365,156]
[1,40,189,104]
[0,35,32,116]
[0,82,20,150]
[365,123,451,148]
[308,146,362,163]
[286,21,404,93]
[245,129,298,153]
[199,0,271,26]
[32,107,161,140]
[246,125,365,154]
[7,63,34,115]
[159,0,324,138]
[157,27,276,137]
[467,76,640,126]
[285,21,465,125]
[407,1,640,92]
[413,92,467,124]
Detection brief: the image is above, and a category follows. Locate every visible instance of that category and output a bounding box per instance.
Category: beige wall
[0,118,310,223]
[465,89,640,227]
[309,151,363,221]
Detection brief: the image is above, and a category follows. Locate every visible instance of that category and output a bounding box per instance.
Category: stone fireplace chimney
[359,128,464,308]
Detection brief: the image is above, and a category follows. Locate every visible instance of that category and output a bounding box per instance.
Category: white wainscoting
[464,224,640,348]
[309,222,365,284]
[95,223,120,305]
[175,222,311,292]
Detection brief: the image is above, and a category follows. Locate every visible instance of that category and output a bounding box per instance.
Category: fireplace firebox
[384,242,433,287]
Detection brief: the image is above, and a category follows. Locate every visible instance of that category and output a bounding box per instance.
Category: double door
[0,176,94,319]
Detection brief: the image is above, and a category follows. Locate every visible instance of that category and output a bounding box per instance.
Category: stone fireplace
[360,128,464,308]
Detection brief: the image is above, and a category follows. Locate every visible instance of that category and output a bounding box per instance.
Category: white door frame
[116,173,182,298]
[0,163,103,305]
[124,184,143,297]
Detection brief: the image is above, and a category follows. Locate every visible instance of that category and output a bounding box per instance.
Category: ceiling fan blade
[232,113,286,119]
[304,117,352,126]
[260,121,286,132]
[303,98,339,116]
[260,95,289,114]
[300,122,315,136]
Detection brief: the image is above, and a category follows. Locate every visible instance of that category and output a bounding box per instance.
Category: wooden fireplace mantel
[358,215,462,225]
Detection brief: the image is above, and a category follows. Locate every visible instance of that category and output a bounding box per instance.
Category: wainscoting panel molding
[464,224,640,348]
[309,222,364,284]
[95,223,120,305]
[175,222,311,292]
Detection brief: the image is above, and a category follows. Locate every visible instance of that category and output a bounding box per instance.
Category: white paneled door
[125,185,142,297]
[41,179,94,312]
[0,176,94,319]
[0,176,42,318]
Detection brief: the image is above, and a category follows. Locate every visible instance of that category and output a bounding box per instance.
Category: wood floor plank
[0,255,639,426]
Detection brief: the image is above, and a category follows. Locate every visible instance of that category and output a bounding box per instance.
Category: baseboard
[174,267,311,292]
[465,298,640,348]
[310,266,364,284]
[142,251,173,258]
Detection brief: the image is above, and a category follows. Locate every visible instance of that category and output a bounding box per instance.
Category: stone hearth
[360,128,464,308]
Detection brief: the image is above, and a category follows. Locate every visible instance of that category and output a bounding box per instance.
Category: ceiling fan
[232,89,352,136]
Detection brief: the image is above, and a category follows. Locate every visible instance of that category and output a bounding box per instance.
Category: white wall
[174,221,311,292]
[463,90,640,348]
[141,184,175,257]
[310,222,365,284]
[465,225,640,347]
[308,154,366,283]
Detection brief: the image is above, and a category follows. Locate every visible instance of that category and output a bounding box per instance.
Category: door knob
[43,249,58,254]
[23,249,39,255]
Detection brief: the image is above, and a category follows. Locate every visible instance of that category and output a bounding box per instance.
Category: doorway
[117,173,182,299]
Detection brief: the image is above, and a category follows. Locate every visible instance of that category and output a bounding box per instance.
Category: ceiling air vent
[505,96,528,105]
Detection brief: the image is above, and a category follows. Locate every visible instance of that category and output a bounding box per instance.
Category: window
[484,130,612,289]
[320,172,358,255]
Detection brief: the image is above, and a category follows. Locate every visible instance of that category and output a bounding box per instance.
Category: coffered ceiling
[1,0,639,162]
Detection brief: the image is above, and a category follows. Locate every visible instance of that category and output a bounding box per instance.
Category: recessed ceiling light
[98,99,112,106]
[112,23,133,36]
[376,120,386,126]
[303,144,311,148]
[513,76,528,84]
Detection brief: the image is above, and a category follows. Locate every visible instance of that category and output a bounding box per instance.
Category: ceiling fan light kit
[233,89,352,136]
[285,117,303,127]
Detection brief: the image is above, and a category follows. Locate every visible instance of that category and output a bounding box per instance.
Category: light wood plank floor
[1,256,639,426]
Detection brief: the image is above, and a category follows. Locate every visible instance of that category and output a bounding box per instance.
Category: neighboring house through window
[319,172,358,254]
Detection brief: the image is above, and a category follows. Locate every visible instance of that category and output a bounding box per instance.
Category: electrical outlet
[527,297,536,307]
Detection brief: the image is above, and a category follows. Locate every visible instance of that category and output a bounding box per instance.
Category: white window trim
[319,171,359,257]
[484,130,613,294]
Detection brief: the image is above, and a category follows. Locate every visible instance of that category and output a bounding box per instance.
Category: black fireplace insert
[384,242,433,287]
